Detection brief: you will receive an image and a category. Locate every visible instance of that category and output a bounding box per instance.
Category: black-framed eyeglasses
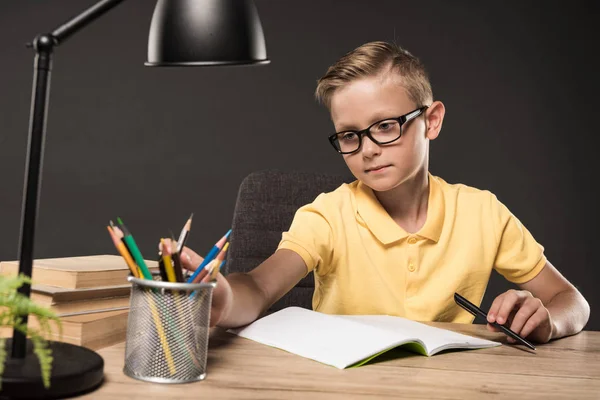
[328,106,428,154]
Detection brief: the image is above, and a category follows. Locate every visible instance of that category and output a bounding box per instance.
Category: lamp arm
[52,0,126,44]
[11,0,127,360]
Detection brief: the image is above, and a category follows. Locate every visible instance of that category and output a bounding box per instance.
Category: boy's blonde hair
[315,41,433,109]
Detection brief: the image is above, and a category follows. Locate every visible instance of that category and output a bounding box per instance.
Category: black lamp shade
[146,0,269,66]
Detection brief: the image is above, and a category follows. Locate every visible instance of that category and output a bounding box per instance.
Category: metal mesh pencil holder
[123,275,216,383]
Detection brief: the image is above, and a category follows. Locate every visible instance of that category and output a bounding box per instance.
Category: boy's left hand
[486,289,554,343]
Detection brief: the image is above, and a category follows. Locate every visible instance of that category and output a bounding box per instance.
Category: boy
[182,41,589,344]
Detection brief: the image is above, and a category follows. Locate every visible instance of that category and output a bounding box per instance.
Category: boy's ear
[425,101,445,140]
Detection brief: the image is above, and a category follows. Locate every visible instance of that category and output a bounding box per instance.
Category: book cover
[45,295,130,315]
[0,309,129,350]
[0,255,158,289]
[30,283,131,305]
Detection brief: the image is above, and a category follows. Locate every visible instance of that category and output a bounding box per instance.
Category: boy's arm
[180,247,306,329]
[487,260,590,342]
[217,249,308,328]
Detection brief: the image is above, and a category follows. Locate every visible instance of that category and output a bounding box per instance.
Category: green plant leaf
[0,274,62,389]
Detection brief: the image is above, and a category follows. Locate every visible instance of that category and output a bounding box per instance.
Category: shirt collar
[353,173,445,245]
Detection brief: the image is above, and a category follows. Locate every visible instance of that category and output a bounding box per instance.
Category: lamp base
[1,339,104,399]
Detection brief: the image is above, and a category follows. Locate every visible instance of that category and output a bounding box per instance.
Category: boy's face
[329,74,435,193]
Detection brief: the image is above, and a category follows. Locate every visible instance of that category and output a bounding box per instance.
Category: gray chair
[224,169,354,312]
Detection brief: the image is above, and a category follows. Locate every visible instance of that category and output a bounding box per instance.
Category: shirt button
[408,237,417,244]
[408,262,415,272]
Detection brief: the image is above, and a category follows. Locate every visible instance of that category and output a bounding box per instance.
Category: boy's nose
[360,135,381,158]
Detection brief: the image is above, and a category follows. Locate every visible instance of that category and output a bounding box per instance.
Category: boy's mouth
[365,165,390,173]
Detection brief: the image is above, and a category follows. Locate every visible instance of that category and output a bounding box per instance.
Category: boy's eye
[376,120,397,131]
[340,132,357,141]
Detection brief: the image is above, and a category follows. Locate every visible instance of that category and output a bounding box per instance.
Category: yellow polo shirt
[277,173,547,323]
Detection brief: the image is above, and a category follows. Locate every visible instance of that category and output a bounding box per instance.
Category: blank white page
[228,307,499,368]
[339,315,500,354]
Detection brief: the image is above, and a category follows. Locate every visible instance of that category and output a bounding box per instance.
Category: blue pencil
[187,229,231,283]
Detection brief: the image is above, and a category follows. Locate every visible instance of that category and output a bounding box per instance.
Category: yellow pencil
[209,259,225,281]
[148,298,177,375]
[160,238,177,283]
[107,226,139,278]
[163,238,198,371]
[151,239,178,373]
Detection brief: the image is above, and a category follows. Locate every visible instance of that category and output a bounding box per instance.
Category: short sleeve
[277,193,334,275]
[492,196,547,284]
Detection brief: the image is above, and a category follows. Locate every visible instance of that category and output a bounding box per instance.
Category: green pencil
[117,217,153,280]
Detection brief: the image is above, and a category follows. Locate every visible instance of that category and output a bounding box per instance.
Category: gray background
[0,1,597,330]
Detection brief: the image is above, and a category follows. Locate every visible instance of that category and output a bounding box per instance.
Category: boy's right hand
[179,245,233,327]
[166,242,307,329]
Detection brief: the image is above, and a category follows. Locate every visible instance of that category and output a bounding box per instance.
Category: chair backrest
[224,169,354,311]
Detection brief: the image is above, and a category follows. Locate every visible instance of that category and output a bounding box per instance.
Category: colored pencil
[186,229,231,283]
[116,217,153,280]
[174,214,193,282]
[209,259,226,282]
[176,213,193,254]
[148,298,177,374]
[176,213,194,282]
[201,259,217,282]
[106,225,139,278]
[204,242,229,283]
[160,238,177,283]
[111,222,143,278]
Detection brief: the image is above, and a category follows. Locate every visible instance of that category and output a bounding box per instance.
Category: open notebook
[228,307,501,369]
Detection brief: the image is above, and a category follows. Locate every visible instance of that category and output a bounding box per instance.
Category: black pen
[454,292,536,350]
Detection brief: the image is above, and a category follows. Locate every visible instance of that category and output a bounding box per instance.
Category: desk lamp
[2,0,268,398]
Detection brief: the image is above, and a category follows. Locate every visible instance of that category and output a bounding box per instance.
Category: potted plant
[0,274,61,389]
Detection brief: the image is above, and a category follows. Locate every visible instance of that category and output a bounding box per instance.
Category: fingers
[494,292,520,325]
[180,246,204,272]
[487,290,553,344]
[519,307,551,341]
[487,295,504,324]
[159,238,173,251]
[159,239,171,257]
[508,296,543,337]
[488,289,530,325]
[159,239,200,263]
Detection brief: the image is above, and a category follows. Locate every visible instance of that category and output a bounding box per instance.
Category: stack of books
[0,255,158,350]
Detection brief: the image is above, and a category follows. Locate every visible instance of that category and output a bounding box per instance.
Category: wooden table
[76,322,600,399]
